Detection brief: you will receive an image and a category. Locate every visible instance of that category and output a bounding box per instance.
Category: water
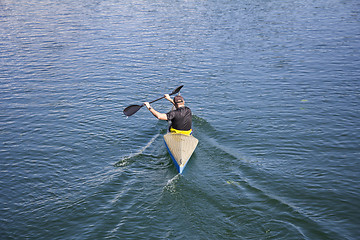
[1,0,359,239]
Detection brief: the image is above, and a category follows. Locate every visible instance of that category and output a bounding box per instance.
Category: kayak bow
[163,133,198,174]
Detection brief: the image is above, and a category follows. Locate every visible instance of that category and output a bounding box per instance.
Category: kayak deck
[163,133,198,174]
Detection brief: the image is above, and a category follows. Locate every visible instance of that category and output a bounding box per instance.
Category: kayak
[163,133,198,174]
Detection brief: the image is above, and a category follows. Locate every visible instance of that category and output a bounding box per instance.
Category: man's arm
[164,94,176,106]
[144,102,168,120]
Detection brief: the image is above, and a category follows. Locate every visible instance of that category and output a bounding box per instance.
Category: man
[144,94,193,135]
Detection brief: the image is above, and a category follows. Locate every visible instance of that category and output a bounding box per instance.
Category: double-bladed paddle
[123,85,184,117]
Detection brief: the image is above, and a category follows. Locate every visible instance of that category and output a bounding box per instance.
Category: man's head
[174,95,185,107]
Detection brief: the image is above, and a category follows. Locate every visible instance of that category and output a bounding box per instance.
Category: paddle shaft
[123,85,183,116]
[147,90,178,105]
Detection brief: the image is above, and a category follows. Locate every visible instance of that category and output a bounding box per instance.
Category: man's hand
[164,94,172,101]
[144,102,151,109]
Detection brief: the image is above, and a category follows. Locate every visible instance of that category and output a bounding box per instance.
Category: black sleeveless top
[166,106,192,131]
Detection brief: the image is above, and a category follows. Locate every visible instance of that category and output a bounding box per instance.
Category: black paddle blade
[171,85,184,95]
[123,104,143,116]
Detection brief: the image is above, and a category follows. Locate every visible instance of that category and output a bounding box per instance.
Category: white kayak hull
[163,133,198,174]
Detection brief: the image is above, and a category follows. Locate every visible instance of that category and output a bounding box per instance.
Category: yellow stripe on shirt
[169,127,192,135]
